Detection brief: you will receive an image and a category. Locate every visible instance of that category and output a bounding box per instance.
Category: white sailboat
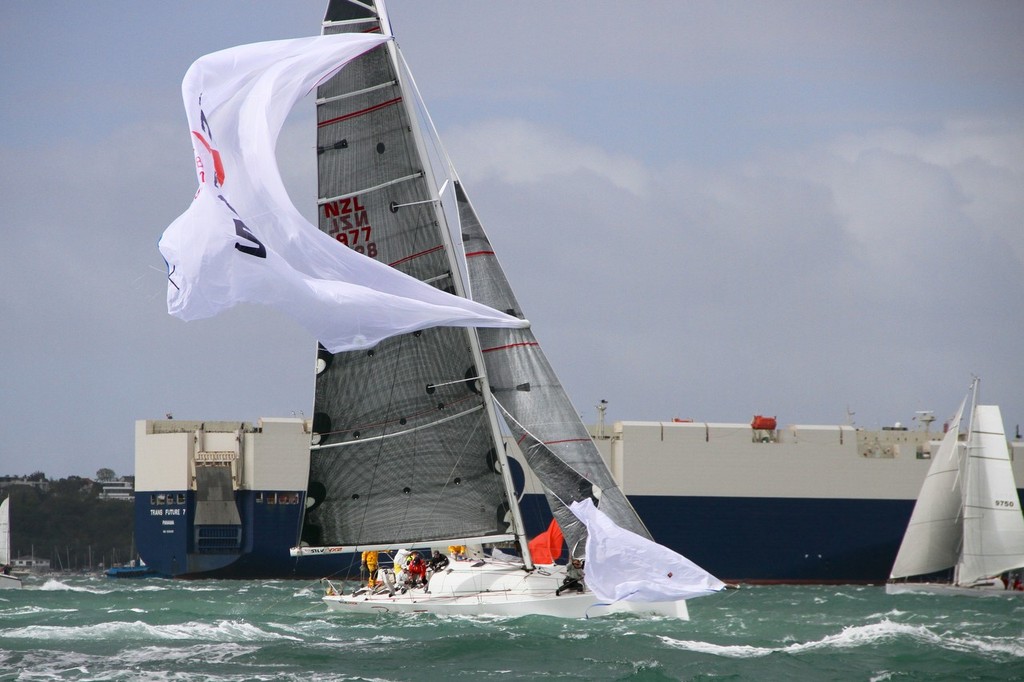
[159,0,724,618]
[886,379,1024,596]
[286,0,724,619]
[0,496,23,589]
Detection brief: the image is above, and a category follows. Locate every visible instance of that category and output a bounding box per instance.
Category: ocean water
[2,575,1023,681]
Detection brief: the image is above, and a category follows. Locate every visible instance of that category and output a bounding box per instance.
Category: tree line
[3,473,135,571]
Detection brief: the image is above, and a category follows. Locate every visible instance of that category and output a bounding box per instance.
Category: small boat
[886,378,1024,596]
[106,559,155,579]
[0,496,23,589]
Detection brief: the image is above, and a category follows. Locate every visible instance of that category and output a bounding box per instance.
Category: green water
[2,575,1022,680]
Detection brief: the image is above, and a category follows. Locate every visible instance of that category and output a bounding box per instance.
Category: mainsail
[958,404,1024,584]
[302,2,531,555]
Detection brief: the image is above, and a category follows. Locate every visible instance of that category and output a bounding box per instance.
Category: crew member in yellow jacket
[361,550,379,587]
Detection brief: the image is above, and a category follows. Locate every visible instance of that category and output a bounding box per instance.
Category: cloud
[447,118,652,196]
[439,114,1024,427]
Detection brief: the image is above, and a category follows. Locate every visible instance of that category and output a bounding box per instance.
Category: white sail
[888,397,966,580]
[570,499,725,602]
[0,497,10,566]
[957,405,1024,585]
[158,33,528,353]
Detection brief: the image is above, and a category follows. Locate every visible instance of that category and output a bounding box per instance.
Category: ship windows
[150,492,187,505]
[255,492,301,505]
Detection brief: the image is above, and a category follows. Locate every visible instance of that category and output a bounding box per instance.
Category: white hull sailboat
[886,379,1024,597]
[159,0,724,619]
[321,558,688,618]
[0,496,22,590]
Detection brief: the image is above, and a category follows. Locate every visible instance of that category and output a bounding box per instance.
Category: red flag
[528,518,564,564]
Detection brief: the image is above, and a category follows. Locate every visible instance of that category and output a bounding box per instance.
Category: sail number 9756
[995,499,1016,508]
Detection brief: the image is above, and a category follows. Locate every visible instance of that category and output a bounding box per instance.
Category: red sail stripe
[465,250,496,258]
[389,244,443,268]
[482,342,539,353]
[318,97,402,128]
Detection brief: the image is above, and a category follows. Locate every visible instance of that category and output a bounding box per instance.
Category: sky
[1,1,1022,479]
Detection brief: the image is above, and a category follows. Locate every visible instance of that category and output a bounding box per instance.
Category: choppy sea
[2,575,1023,681]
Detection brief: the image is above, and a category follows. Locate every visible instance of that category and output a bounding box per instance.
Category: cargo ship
[134,413,1024,583]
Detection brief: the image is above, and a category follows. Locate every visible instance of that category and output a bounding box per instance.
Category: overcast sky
[2,1,1022,479]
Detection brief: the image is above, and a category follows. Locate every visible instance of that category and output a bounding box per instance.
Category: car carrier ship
[134,412,1024,583]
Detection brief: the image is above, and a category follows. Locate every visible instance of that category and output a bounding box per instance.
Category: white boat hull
[322,559,688,619]
[885,580,1024,597]
[0,573,22,590]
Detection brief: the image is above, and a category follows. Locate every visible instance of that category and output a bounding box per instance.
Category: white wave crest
[38,578,115,594]
[118,642,261,665]
[2,619,302,643]
[660,619,1024,660]
[0,605,79,616]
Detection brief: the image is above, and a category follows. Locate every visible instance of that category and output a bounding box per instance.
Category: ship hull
[135,488,357,579]
[134,417,1024,582]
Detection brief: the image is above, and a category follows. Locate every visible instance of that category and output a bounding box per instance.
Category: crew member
[556,558,585,595]
[361,550,379,588]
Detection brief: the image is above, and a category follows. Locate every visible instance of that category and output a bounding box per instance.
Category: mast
[954,377,979,586]
[381,28,534,569]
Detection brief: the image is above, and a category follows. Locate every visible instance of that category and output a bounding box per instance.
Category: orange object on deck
[751,415,777,430]
[528,518,564,564]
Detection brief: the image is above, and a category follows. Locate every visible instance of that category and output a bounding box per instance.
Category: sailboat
[0,496,23,589]
[886,378,1024,596]
[287,1,724,617]
[158,0,723,618]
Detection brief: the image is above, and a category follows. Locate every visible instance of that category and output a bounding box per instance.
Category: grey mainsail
[304,2,521,551]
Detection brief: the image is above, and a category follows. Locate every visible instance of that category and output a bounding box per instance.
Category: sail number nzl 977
[324,196,377,258]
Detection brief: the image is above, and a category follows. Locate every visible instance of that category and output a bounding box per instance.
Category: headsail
[888,395,967,580]
[457,182,652,555]
[158,33,527,353]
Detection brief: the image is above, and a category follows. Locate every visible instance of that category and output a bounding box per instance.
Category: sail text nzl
[323,196,374,256]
